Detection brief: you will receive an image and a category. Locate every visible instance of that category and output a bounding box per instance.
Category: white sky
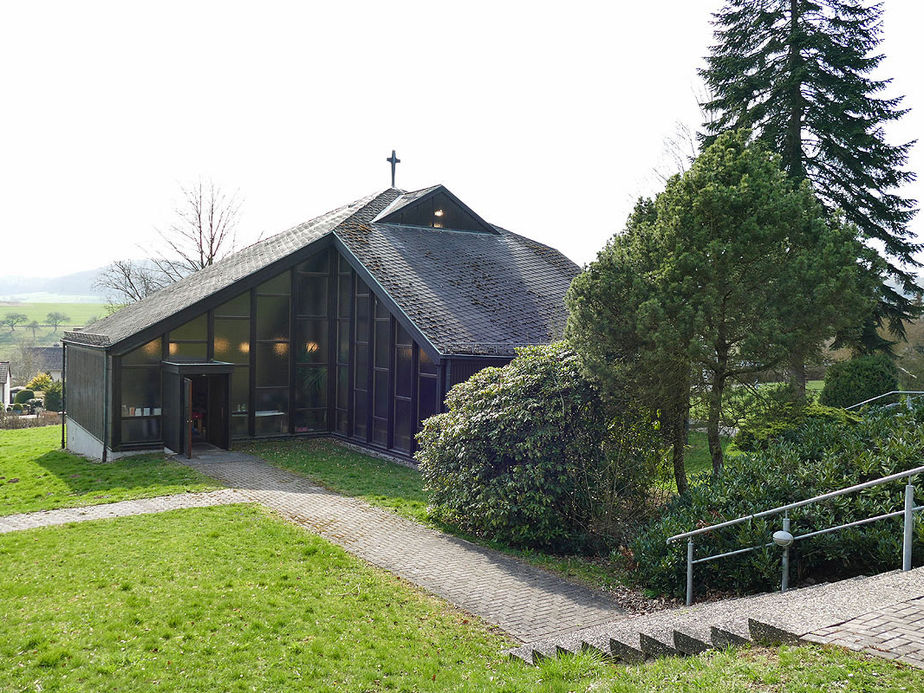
[2,1,922,277]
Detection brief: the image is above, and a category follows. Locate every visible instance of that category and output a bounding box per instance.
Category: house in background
[0,361,12,407]
[62,185,578,461]
[26,344,64,381]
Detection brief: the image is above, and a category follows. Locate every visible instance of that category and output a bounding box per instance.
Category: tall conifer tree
[700,0,918,348]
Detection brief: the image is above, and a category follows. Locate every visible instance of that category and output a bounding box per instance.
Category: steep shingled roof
[65,186,579,356]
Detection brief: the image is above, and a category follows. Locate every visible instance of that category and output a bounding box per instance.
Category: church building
[62,184,578,461]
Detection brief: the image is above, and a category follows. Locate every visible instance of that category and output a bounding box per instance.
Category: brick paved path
[185,448,624,642]
[0,489,246,534]
[806,596,924,668]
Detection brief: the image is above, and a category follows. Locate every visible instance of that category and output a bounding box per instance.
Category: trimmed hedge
[13,389,34,404]
[632,403,924,598]
[820,354,898,409]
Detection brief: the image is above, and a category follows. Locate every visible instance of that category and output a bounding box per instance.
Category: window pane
[339,253,351,274]
[336,409,349,436]
[231,366,249,413]
[355,294,370,342]
[338,275,352,317]
[394,399,411,452]
[121,417,161,443]
[294,408,327,433]
[296,274,328,317]
[122,338,162,365]
[167,342,207,360]
[214,318,250,364]
[396,324,412,347]
[374,371,388,418]
[256,343,289,387]
[121,367,161,415]
[256,296,290,340]
[258,271,290,295]
[231,413,248,438]
[337,320,350,363]
[298,250,329,274]
[337,365,349,408]
[395,345,413,398]
[215,293,250,318]
[354,344,369,390]
[375,297,389,320]
[295,365,327,409]
[353,396,367,439]
[419,348,437,375]
[295,319,328,364]
[170,314,207,341]
[418,376,439,424]
[255,388,288,436]
[373,418,388,446]
[375,319,390,368]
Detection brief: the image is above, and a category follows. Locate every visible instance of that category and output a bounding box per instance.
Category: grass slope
[243,437,729,592]
[0,426,219,515]
[1,505,921,692]
[0,301,106,326]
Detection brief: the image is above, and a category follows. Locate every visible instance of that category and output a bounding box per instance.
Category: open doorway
[184,374,230,455]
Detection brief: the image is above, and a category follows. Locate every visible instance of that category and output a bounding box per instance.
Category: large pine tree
[700,0,918,345]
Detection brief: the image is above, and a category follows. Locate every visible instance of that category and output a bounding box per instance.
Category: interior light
[214,337,230,354]
[434,209,444,217]
[168,342,178,355]
[239,341,250,354]
[144,340,160,356]
[305,341,319,354]
[274,342,289,356]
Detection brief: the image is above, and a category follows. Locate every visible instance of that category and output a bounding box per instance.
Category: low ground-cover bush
[735,402,860,452]
[13,389,34,404]
[820,353,898,409]
[416,343,663,552]
[633,403,924,598]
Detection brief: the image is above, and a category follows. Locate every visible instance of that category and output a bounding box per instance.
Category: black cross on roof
[386,150,401,188]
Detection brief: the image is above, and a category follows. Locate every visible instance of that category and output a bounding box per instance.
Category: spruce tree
[700,0,918,346]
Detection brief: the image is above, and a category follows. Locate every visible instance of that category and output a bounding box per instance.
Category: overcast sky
[2,1,921,278]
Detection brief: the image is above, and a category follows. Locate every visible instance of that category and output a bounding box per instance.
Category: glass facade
[120,337,163,444]
[111,246,450,456]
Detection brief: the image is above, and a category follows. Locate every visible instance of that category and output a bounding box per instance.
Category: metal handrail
[666,465,923,605]
[845,390,924,411]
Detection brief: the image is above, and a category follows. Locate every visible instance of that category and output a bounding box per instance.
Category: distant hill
[0,268,108,303]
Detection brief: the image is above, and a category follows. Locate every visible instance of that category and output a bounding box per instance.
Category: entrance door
[162,362,233,456]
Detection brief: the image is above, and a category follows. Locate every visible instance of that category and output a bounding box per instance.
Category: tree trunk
[671,418,689,495]
[707,380,724,476]
[784,0,804,178]
[789,352,807,402]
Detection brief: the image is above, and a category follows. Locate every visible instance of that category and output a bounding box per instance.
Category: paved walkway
[806,595,924,668]
[0,489,246,533]
[183,448,624,642]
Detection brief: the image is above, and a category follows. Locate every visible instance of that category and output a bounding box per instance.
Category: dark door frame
[162,360,234,455]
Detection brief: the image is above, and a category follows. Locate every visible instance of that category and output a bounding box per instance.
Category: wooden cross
[386,150,401,188]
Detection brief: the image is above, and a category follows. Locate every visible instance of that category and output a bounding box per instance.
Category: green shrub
[43,381,64,412]
[820,354,898,409]
[26,373,53,392]
[735,402,860,452]
[416,343,662,552]
[632,404,924,598]
[13,389,34,404]
[11,403,23,412]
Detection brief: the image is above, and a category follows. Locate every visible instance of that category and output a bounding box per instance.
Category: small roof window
[374,185,497,234]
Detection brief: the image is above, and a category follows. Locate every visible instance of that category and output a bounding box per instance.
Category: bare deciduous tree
[96,180,242,304]
[150,181,242,282]
[96,259,169,303]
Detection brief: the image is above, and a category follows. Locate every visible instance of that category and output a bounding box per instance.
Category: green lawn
[0,426,219,515]
[1,505,921,692]
[684,431,739,478]
[0,301,106,327]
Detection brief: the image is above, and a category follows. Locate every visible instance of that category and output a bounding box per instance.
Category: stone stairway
[509,566,924,667]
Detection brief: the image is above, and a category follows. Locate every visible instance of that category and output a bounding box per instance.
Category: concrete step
[508,566,924,666]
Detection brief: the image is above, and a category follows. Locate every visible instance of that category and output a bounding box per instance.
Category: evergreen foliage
[13,390,34,404]
[415,343,663,552]
[819,353,899,408]
[43,381,63,412]
[567,131,876,476]
[700,0,919,342]
[632,403,924,598]
[26,373,53,392]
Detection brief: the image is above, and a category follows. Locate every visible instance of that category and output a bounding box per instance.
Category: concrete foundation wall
[66,419,160,461]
